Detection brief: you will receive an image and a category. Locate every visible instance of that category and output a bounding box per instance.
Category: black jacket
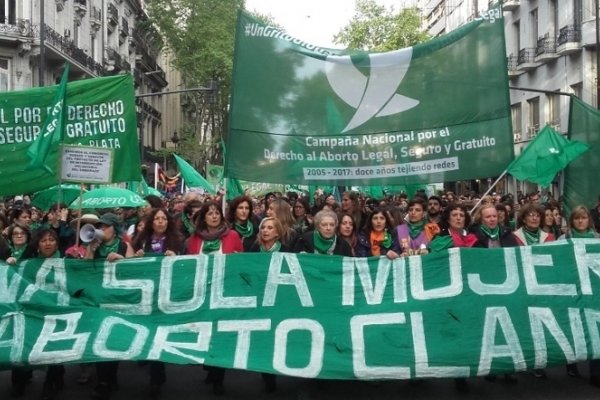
[293,231,353,256]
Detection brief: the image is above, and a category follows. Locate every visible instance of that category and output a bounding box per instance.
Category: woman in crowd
[430,203,479,251]
[560,205,599,240]
[292,197,312,234]
[495,204,511,231]
[471,204,518,248]
[265,198,298,249]
[397,199,430,256]
[338,213,358,256]
[512,203,554,378]
[131,207,182,397]
[132,208,183,257]
[341,191,365,231]
[42,203,75,256]
[513,203,555,246]
[245,216,287,393]
[5,223,32,265]
[356,208,401,259]
[186,201,243,395]
[227,195,259,251]
[428,204,479,391]
[541,205,562,239]
[85,213,134,400]
[20,229,64,400]
[9,207,32,227]
[294,209,353,256]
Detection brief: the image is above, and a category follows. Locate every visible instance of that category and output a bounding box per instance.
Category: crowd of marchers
[1,187,600,399]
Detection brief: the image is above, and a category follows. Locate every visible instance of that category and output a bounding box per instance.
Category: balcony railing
[507,55,518,71]
[0,18,33,37]
[107,3,118,26]
[90,6,101,29]
[536,36,556,56]
[74,0,87,15]
[41,24,105,76]
[557,25,581,46]
[105,46,123,71]
[517,48,536,65]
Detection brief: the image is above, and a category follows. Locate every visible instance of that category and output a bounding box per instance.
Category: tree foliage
[334,0,430,51]
[145,0,244,167]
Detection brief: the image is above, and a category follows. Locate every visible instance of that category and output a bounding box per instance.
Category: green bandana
[9,245,25,260]
[381,230,392,249]
[571,229,596,239]
[523,227,541,245]
[235,221,254,239]
[260,241,282,253]
[407,220,425,239]
[480,225,500,241]
[202,239,221,254]
[313,231,337,255]
[429,235,454,252]
[98,239,121,258]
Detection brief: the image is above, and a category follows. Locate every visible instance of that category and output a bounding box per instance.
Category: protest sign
[1,240,599,379]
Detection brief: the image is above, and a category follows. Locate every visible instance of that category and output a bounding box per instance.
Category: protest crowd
[1,187,600,400]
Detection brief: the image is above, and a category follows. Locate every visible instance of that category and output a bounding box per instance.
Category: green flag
[0,74,141,196]
[564,97,600,213]
[173,154,216,194]
[507,125,590,187]
[227,5,512,186]
[26,63,70,173]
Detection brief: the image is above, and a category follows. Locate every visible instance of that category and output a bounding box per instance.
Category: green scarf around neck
[571,229,596,239]
[313,230,337,255]
[235,221,254,239]
[260,240,282,253]
[523,227,540,245]
[407,220,425,239]
[202,239,221,254]
[98,239,121,258]
[480,225,500,241]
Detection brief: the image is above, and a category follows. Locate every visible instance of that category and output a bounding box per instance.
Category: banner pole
[74,182,85,249]
[469,169,508,214]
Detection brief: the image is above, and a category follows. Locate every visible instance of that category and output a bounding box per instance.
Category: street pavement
[1,362,600,399]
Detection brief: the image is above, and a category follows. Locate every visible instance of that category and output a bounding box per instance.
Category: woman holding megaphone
[84,213,134,400]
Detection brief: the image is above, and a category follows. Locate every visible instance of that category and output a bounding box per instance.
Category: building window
[511,103,522,134]
[513,20,520,55]
[527,97,540,138]
[0,58,9,92]
[530,9,538,45]
[571,82,582,99]
[0,0,16,25]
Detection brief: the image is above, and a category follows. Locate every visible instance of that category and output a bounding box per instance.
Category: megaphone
[80,223,105,243]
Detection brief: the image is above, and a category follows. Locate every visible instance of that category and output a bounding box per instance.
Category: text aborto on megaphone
[80,224,104,243]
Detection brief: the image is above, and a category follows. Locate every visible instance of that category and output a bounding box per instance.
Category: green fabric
[407,220,425,239]
[260,241,281,253]
[26,64,69,174]
[507,125,590,187]
[0,74,140,196]
[235,222,254,239]
[570,229,596,239]
[522,228,541,245]
[32,184,84,211]
[2,240,600,378]
[381,230,393,249]
[480,225,500,241]
[564,97,600,214]
[313,230,336,255]
[226,6,512,186]
[9,245,25,260]
[429,235,454,252]
[202,239,221,254]
[97,239,121,258]
[181,213,195,235]
[69,187,147,209]
[173,154,216,194]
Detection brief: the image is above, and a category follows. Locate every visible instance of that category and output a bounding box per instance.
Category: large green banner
[226,6,512,186]
[0,74,140,196]
[564,96,600,213]
[2,240,600,379]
